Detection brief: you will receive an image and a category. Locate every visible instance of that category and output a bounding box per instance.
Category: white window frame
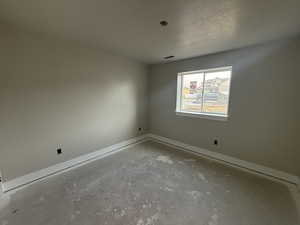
[176,66,232,121]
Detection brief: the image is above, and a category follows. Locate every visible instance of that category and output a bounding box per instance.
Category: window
[176,66,232,121]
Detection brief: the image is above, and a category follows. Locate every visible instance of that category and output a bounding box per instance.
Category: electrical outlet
[214,139,218,146]
[57,148,62,154]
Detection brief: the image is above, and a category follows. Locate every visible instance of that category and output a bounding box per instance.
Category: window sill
[175,111,228,121]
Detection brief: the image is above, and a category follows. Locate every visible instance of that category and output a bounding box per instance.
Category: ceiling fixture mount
[164,55,174,59]
[160,21,168,26]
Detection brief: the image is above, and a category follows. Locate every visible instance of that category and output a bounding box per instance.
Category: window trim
[175,66,232,121]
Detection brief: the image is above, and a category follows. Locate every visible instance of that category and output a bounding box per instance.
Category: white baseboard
[2,133,299,194]
[1,134,149,192]
[148,133,300,187]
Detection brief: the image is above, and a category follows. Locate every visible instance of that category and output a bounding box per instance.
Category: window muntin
[177,67,232,118]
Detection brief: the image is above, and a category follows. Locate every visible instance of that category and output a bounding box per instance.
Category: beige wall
[0,28,148,181]
[149,37,300,176]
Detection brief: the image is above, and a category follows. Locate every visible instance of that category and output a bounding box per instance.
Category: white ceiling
[0,0,299,64]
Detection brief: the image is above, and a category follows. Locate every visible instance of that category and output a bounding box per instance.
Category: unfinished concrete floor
[0,141,299,225]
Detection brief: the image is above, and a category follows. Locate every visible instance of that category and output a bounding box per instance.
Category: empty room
[0,0,299,224]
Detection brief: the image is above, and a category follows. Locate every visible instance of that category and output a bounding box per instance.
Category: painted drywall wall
[0,27,148,181]
[149,37,300,176]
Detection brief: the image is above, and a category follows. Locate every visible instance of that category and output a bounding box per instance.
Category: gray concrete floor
[0,141,299,225]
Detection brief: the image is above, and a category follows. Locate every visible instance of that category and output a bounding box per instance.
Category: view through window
[177,67,232,117]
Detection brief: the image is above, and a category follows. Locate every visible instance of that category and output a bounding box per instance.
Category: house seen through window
[176,66,232,119]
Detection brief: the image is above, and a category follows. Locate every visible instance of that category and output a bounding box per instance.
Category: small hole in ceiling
[160,21,168,26]
[164,56,174,59]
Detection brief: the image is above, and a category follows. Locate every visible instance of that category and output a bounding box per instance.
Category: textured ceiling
[0,0,300,64]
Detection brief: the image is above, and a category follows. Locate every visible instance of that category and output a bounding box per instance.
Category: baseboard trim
[2,133,299,193]
[148,133,300,186]
[2,134,149,192]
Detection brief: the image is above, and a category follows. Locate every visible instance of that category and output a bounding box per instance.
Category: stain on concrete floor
[0,141,299,225]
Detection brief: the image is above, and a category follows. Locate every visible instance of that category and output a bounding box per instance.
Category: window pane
[181,73,204,112]
[202,70,231,115]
